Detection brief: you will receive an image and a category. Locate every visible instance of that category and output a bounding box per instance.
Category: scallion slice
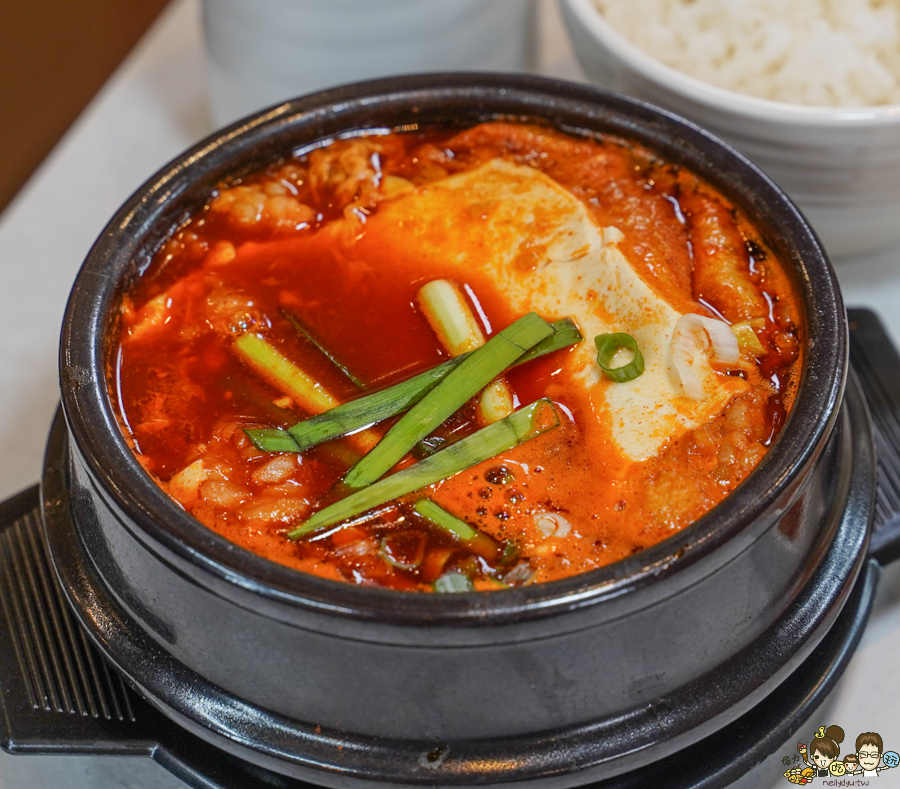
[731,320,766,357]
[283,309,368,390]
[476,378,514,425]
[247,319,582,453]
[234,332,339,415]
[418,279,514,424]
[433,571,474,593]
[413,499,501,560]
[413,499,478,541]
[234,332,378,453]
[343,312,553,489]
[244,428,302,453]
[289,362,461,449]
[379,533,425,571]
[418,279,485,356]
[287,398,559,539]
[518,318,582,367]
[594,333,645,383]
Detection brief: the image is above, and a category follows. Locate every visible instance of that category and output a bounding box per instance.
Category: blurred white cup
[203,0,536,127]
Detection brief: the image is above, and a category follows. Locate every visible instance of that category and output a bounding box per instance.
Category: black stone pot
[54,74,859,788]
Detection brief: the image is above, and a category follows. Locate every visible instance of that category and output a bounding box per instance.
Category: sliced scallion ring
[379,533,425,571]
[594,333,645,383]
[433,570,474,593]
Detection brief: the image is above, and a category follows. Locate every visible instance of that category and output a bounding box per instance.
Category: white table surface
[1,1,899,786]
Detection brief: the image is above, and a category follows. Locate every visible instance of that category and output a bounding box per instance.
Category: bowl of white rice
[561,0,900,257]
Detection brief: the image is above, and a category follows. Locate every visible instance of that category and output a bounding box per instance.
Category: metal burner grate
[0,509,135,720]
[0,488,154,757]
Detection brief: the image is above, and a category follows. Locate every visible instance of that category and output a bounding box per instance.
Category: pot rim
[59,73,847,625]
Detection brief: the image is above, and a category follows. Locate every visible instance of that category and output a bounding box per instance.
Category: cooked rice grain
[595,0,900,106]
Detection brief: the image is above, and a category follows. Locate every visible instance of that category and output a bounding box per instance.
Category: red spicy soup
[110,123,802,591]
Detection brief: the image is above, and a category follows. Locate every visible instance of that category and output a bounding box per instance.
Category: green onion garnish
[418,278,485,357]
[500,542,520,565]
[433,571,474,593]
[234,332,378,453]
[594,333,645,383]
[247,318,582,453]
[244,428,303,453]
[246,361,460,453]
[287,398,559,539]
[379,533,425,571]
[731,320,766,357]
[514,317,582,367]
[291,362,460,449]
[418,279,514,424]
[283,309,368,390]
[413,499,500,560]
[343,313,553,489]
[234,332,340,415]
[413,499,478,541]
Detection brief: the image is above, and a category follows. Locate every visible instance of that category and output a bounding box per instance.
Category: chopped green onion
[245,428,360,468]
[594,333,645,383]
[245,428,302,452]
[413,499,478,541]
[500,542,520,565]
[287,398,559,539]
[418,279,513,424]
[343,313,553,489]
[477,378,514,424]
[731,320,766,357]
[418,279,485,356]
[288,361,461,450]
[433,571,474,593]
[282,309,368,390]
[413,499,500,561]
[234,332,339,415]
[246,363,459,455]
[234,332,378,453]
[516,318,582,367]
[248,319,582,453]
[379,533,424,571]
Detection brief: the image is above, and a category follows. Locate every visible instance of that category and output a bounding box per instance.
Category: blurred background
[0,0,545,215]
[0,0,169,214]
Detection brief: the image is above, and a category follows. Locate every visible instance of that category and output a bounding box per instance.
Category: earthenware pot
[51,74,865,788]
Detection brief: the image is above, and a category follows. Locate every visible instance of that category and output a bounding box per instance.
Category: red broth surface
[110,123,802,591]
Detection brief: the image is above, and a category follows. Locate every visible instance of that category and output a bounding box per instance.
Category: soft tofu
[354,159,746,462]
